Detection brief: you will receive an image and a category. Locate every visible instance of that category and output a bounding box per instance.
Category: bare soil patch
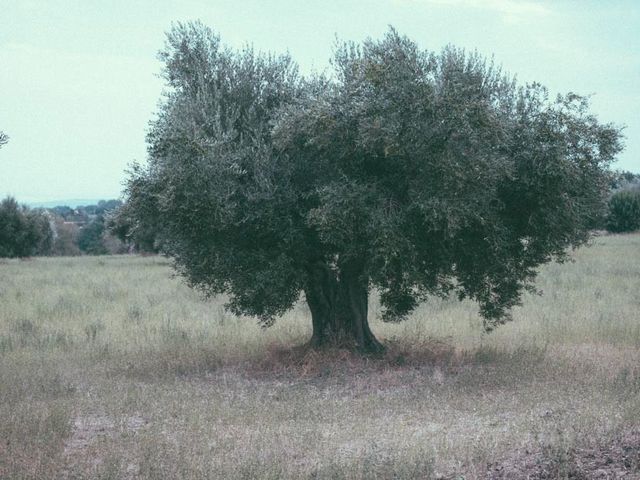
[486,430,640,479]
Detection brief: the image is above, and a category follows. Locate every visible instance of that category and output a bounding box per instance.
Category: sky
[1,0,639,203]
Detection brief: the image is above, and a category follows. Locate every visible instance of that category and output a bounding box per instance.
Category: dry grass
[0,233,639,479]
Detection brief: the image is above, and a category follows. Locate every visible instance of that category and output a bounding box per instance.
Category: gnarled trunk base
[305,261,385,354]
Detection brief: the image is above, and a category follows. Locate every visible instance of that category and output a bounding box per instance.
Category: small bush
[607,189,640,233]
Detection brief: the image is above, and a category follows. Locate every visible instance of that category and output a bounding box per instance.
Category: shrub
[77,217,108,255]
[607,189,640,233]
[0,197,53,257]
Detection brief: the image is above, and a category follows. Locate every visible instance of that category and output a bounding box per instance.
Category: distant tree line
[0,197,160,258]
[51,199,125,255]
[0,129,157,257]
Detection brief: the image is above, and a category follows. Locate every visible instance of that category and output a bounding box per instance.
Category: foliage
[607,189,640,233]
[101,231,129,254]
[48,200,123,256]
[610,170,640,191]
[50,218,81,256]
[0,131,7,148]
[50,200,122,224]
[85,199,122,216]
[0,197,52,258]
[77,216,108,255]
[50,205,75,219]
[106,193,161,253]
[0,193,135,258]
[123,23,623,349]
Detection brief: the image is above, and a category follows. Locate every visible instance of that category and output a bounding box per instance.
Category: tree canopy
[607,189,640,233]
[124,22,623,352]
[106,190,161,253]
[0,197,53,258]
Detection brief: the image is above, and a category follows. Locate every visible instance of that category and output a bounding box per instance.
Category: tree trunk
[304,260,385,353]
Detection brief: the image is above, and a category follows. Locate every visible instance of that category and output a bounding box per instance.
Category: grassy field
[1,233,639,479]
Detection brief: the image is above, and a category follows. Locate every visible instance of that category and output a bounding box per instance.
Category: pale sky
[1,0,639,203]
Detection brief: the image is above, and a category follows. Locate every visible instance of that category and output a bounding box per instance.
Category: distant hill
[27,199,114,209]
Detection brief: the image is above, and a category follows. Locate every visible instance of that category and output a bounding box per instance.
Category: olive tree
[125,23,622,352]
